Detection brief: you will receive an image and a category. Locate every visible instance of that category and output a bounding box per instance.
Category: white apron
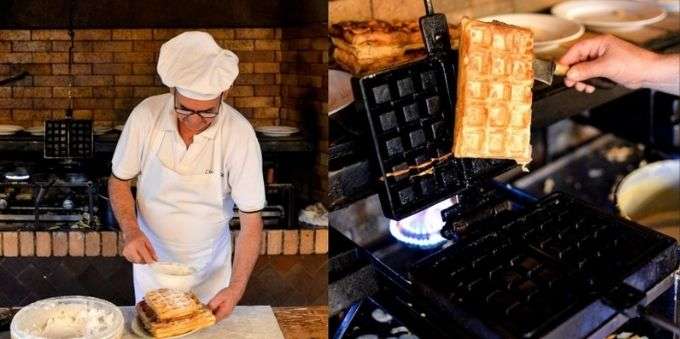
[132,116,232,304]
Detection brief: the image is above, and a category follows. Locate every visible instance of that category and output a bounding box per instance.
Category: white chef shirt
[111,93,266,213]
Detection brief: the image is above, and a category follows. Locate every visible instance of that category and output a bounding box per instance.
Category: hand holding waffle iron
[559,34,680,95]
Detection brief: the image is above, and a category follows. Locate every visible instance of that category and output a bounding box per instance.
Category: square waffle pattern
[144,288,201,321]
[353,57,514,220]
[412,193,676,337]
[453,17,533,167]
[137,289,216,338]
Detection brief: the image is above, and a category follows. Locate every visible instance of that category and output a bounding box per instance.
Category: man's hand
[559,35,660,93]
[122,228,157,264]
[208,286,241,321]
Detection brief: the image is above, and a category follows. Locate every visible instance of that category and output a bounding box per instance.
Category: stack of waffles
[453,17,534,168]
[330,20,460,74]
[136,288,216,338]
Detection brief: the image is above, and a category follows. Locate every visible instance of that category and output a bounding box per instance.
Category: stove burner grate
[388,199,451,248]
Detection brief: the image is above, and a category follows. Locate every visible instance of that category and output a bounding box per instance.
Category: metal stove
[329,1,680,338]
[0,161,98,229]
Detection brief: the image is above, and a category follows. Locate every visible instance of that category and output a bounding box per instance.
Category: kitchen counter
[0,305,328,339]
[274,306,328,339]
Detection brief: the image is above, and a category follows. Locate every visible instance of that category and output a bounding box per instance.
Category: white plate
[25,126,45,136]
[131,315,200,338]
[94,127,112,135]
[113,124,125,132]
[0,124,23,134]
[479,13,585,52]
[255,126,300,137]
[552,0,666,31]
[652,0,680,12]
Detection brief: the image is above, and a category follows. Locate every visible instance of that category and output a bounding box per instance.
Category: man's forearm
[108,176,140,236]
[229,212,263,297]
[644,53,680,95]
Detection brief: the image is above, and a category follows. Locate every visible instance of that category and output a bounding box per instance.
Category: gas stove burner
[4,167,30,181]
[388,199,452,248]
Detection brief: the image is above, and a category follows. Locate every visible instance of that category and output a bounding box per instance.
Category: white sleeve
[111,106,147,180]
[226,126,266,212]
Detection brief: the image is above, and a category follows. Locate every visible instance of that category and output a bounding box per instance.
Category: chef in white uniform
[108,31,265,322]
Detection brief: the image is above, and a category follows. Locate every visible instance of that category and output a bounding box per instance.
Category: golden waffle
[137,300,216,338]
[330,20,460,75]
[453,17,533,167]
[144,288,201,321]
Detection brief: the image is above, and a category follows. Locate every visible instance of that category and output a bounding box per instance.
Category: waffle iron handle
[603,283,680,336]
[419,0,451,54]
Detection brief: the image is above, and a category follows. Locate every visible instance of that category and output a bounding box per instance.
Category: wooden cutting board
[120,305,285,339]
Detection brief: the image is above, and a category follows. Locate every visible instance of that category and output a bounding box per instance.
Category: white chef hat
[157,31,239,100]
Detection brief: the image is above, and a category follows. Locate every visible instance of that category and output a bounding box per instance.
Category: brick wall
[0,229,328,258]
[280,24,329,203]
[329,0,565,24]
[0,28,287,127]
[0,26,329,201]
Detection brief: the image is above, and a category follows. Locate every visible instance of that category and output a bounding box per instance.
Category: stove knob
[62,198,74,210]
[0,198,7,210]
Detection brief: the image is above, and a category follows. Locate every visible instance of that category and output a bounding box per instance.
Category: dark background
[0,0,327,28]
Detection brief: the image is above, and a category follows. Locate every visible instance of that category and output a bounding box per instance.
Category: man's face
[174,91,222,133]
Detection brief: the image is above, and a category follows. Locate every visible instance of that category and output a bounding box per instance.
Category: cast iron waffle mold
[352,55,514,220]
[44,119,93,159]
[411,192,677,338]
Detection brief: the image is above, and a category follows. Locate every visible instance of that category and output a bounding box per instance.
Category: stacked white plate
[25,126,45,136]
[0,125,24,136]
[478,13,585,52]
[255,126,300,137]
[113,125,125,132]
[94,126,112,135]
[552,0,667,32]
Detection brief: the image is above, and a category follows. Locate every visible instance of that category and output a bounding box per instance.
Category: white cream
[26,303,115,339]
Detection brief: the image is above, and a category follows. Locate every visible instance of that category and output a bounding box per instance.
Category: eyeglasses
[174,92,222,119]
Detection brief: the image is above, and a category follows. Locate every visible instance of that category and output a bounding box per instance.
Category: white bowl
[150,262,198,291]
[616,160,680,240]
[10,296,124,339]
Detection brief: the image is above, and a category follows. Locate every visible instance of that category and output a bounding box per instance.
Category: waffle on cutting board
[136,288,216,338]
